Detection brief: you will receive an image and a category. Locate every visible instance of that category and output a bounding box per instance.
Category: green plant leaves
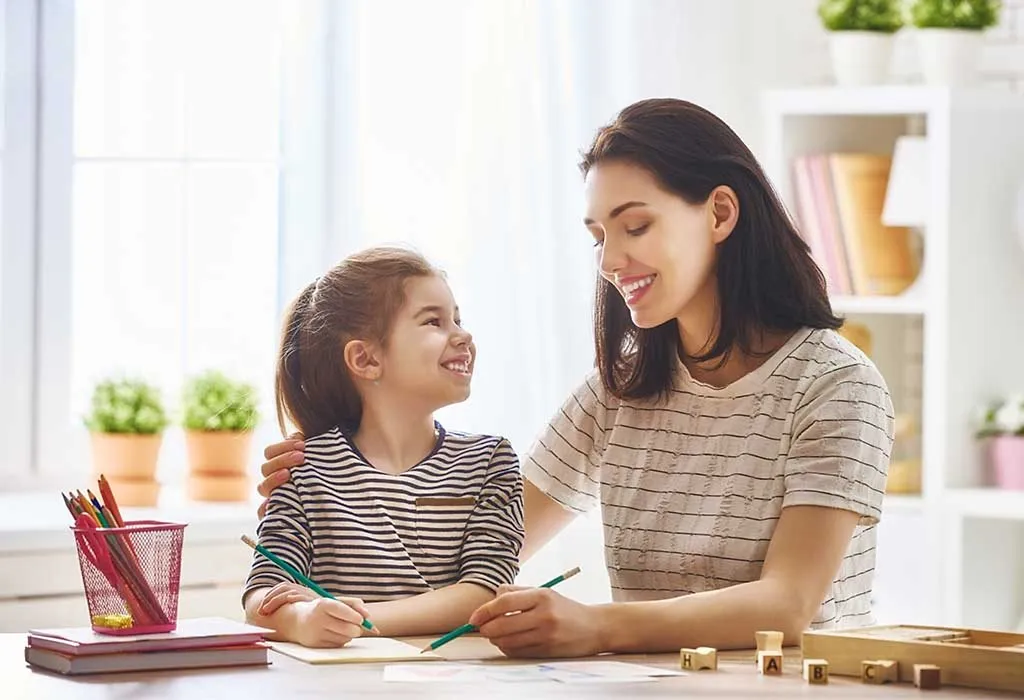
[909,0,1001,30]
[84,378,170,434]
[182,370,260,432]
[819,0,905,32]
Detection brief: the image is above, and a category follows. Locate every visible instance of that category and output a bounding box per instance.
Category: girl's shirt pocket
[412,495,476,560]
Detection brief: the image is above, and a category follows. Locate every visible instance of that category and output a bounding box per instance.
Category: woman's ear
[343,340,382,383]
[707,185,739,243]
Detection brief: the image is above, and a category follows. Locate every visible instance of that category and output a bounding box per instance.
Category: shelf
[881,493,925,513]
[763,85,1022,117]
[830,294,927,316]
[946,488,1024,521]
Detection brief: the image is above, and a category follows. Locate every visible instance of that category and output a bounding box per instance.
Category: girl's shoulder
[440,426,512,452]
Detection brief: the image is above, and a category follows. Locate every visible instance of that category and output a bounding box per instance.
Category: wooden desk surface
[4,633,1018,699]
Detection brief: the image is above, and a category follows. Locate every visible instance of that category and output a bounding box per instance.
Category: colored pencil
[420,566,582,653]
[97,475,126,528]
[240,534,376,631]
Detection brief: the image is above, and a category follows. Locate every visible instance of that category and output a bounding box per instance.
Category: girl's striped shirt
[243,424,525,603]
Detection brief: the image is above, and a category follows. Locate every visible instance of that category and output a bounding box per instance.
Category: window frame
[0,0,43,486]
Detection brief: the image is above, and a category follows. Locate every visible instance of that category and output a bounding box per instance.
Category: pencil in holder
[71,519,187,635]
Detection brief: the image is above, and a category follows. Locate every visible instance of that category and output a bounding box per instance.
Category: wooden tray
[802,625,1024,693]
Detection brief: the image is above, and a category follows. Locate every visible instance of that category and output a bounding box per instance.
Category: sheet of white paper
[383,660,684,683]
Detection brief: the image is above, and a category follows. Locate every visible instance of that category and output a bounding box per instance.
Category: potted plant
[182,370,260,502]
[909,0,1002,85]
[975,393,1024,490]
[818,0,904,86]
[84,377,169,507]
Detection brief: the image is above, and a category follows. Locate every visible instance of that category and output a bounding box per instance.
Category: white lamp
[882,135,929,298]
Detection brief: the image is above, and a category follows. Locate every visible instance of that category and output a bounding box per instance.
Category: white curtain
[278,0,614,599]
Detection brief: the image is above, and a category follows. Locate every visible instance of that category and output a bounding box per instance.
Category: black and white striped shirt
[523,328,894,628]
[243,424,525,603]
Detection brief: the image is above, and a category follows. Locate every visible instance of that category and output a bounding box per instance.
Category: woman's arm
[595,504,860,651]
[520,478,577,563]
[471,504,860,657]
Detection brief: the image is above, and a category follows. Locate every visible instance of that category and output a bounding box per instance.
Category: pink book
[27,617,270,656]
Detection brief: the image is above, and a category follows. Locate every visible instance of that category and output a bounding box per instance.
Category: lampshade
[882,135,929,228]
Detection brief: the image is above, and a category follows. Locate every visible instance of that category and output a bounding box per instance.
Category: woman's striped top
[522,327,895,629]
[243,424,525,603]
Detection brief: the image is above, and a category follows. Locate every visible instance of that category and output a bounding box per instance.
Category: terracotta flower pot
[185,430,253,477]
[89,432,162,481]
[989,435,1024,490]
[185,430,254,502]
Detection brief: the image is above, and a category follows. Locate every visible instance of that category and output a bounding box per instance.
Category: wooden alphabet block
[803,658,829,684]
[914,664,942,690]
[861,659,898,684]
[758,650,783,675]
[755,630,784,653]
[679,646,717,670]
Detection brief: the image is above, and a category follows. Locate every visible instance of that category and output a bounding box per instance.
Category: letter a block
[758,650,783,675]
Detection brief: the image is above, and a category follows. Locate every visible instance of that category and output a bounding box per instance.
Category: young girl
[258,98,894,658]
[242,246,525,648]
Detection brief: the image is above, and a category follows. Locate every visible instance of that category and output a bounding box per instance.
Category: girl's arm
[362,582,494,636]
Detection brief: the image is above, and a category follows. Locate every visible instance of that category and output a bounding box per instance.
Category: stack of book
[791,152,919,297]
[24,617,271,676]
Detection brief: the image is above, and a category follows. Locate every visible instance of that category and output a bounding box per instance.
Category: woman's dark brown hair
[580,98,842,401]
[275,246,438,437]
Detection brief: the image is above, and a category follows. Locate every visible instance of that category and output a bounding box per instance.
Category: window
[0,0,39,484]
[36,0,288,480]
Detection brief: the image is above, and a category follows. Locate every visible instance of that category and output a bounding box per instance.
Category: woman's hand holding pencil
[465,567,603,659]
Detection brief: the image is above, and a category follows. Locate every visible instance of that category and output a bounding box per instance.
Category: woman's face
[584,161,733,330]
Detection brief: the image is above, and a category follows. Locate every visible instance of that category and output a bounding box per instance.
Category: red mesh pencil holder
[71,520,187,635]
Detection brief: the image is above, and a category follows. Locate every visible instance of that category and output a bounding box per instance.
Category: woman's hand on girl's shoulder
[256,432,306,518]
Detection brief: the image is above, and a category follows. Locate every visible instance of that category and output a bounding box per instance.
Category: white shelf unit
[763,86,1024,632]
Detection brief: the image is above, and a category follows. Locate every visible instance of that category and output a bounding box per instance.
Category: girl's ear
[343,340,382,382]
[707,185,739,244]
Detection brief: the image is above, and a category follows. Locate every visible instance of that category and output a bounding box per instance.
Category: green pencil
[420,566,581,654]
[240,534,376,631]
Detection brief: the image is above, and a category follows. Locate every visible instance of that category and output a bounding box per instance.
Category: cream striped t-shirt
[243,424,525,604]
[523,327,894,628]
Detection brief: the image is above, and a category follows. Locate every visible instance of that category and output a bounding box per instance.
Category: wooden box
[802,625,1024,694]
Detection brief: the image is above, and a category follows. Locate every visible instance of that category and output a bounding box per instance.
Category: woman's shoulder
[783,327,891,398]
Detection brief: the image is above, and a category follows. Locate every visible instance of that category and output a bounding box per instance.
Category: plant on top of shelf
[909,0,1001,30]
[908,0,1002,85]
[817,1,903,87]
[182,370,261,503]
[818,0,904,32]
[84,376,169,507]
[974,394,1024,491]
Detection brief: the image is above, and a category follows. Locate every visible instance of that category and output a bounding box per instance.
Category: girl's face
[378,275,475,410]
[584,161,730,330]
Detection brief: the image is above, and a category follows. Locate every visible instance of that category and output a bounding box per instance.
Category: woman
[255,98,894,659]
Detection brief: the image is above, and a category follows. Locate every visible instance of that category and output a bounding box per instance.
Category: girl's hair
[579,98,842,401]
[275,246,439,437]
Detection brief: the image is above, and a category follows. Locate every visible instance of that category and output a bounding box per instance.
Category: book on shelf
[791,152,919,298]
[24,617,273,676]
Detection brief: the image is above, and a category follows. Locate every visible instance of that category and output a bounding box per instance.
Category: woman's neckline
[674,327,814,397]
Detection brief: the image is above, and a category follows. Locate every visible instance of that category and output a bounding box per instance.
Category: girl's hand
[258,582,319,615]
[288,597,375,648]
[256,432,305,518]
[468,585,604,658]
